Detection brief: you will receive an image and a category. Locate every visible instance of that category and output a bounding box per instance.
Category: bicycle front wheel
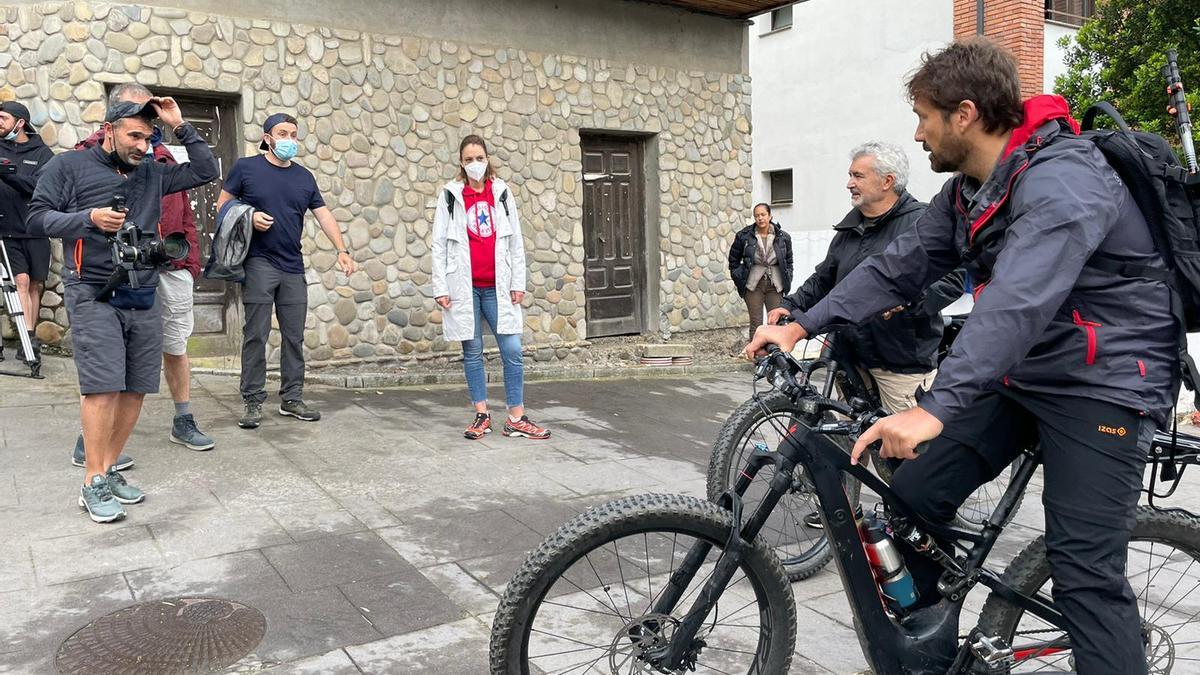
[975,507,1200,673]
[489,493,796,674]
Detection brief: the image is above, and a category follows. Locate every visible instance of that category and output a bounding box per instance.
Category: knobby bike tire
[974,507,1200,673]
[489,493,797,675]
[706,390,860,581]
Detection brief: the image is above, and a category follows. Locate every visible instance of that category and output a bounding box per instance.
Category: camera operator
[27,97,218,524]
[0,101,55,357]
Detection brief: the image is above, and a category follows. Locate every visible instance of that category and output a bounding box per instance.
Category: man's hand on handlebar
[766,307,791,325]
[851,406,943,465]
[743,322,808,360]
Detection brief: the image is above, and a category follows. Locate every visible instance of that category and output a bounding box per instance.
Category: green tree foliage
[1055,1,1200,138]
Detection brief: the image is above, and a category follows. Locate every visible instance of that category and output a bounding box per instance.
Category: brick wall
[952,0,1045,99]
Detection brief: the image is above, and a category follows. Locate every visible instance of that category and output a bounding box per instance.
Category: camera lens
[161,232,190,261]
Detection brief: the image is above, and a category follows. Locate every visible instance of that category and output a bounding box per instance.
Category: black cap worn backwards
[0,101,37,135]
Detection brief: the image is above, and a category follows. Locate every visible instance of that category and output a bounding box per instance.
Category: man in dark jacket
[773,141,964,414]
[0,101,55,354]
[70,105,216,466]
[748,39,1173,673]
[28,96,218,524]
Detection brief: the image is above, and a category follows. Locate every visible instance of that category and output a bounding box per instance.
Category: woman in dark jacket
[729,203,794,341]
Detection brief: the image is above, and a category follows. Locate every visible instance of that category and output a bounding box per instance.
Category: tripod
[0,239,43,378]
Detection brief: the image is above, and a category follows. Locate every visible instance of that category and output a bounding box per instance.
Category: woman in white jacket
[432,135,550,440]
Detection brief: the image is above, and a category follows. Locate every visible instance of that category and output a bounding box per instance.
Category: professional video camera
[95,195,190,303]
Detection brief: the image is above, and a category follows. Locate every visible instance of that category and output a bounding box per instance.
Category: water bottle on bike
[859,512,919,611]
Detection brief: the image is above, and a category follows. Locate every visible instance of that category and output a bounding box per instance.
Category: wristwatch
[337,249,349,255]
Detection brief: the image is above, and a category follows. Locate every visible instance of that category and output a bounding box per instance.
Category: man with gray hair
[772,141,964,413]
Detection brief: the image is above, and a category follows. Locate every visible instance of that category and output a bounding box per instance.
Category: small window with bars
[1045,0,1095,28]
[768,169,793,206]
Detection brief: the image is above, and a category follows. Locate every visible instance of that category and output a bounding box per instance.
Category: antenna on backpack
[1163,50,1199,174]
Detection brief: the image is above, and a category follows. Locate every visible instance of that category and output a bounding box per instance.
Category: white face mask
[464,160,488,182]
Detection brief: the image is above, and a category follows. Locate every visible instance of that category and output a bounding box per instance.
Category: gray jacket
[793,115,1179,424]
[26,122,218,287]
[204,199,255,282]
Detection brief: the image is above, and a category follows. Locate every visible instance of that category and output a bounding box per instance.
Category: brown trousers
[744,277,783,341]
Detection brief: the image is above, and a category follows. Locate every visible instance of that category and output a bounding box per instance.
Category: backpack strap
[1081,101,1132,132]
[1086,251,1172,283]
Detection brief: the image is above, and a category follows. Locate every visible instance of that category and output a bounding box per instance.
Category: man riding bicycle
[748,38,1178,675]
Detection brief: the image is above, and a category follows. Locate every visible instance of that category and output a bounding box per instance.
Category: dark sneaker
[464,412,492,440]
[71,434,134,471]
[238,402,263,429]
[279,400,321,422]
[170,414,215,451]
[502,415,551,440]
[105,467,145,504]
[804,505,863,529]
[78,475,125,523]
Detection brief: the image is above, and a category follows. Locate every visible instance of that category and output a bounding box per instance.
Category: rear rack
[1146,428,1200,518]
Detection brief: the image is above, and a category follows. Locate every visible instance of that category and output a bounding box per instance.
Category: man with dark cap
[216,112,355,430]
[68,83,216,473]
[0,101,55,356]
[27,96,218,523]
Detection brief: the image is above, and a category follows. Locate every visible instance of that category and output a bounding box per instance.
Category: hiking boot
[78,475,125,523]
[464,412,492,440]
[71,434,134,471]
[803,504,863,529]
[279,400,321,422]
[105,467,145,504]
[502,415,551,439]
[238,401,263,429]
[170,414,215,451]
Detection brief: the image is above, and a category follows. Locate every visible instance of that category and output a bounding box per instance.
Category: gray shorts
[65,283,163,395]
[242,256,308,306]
[156,268,195,356]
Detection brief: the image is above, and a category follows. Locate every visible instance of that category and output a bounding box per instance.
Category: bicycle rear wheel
[975,507,1200,673]
[706,390,860,581]
[489,493,796,674]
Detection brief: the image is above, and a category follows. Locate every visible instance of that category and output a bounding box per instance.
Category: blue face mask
[2,128,17,142]
[271,139,299,161]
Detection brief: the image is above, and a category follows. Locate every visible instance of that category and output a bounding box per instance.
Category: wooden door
[581,137,646,337]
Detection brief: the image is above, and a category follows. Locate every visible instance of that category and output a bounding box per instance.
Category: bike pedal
[970,635,1015,672]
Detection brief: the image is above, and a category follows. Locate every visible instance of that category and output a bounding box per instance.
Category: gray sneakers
[239,401,263,429]
[78,475,125,523]
[105,467,145,504]
[71,434,134,471]
[170,414,215,451]
[279,400,321,422]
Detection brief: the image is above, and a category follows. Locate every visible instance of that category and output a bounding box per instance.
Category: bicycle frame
[649,357,1073,674]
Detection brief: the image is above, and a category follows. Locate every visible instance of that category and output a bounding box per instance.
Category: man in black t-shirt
[216,112,355,429]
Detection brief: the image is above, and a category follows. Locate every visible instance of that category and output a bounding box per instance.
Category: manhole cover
[56,597,267,674]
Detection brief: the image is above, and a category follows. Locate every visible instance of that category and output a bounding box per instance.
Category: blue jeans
[462,286,524,408]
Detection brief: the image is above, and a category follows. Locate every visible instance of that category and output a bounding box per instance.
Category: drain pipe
[976,0,985,35]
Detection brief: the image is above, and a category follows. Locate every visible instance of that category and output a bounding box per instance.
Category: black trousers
[890,389,1153,675]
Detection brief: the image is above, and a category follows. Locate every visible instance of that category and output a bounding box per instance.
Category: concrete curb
[191,360,753,389]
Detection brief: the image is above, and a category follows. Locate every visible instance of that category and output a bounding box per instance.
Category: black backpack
[1078,101,1200,396]
[444,187,511,219]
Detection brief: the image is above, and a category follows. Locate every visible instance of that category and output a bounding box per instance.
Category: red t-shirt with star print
[464,179,497,288]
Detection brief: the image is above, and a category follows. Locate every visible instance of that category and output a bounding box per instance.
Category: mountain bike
[707,320,1025,581]
[490,345,1200,674]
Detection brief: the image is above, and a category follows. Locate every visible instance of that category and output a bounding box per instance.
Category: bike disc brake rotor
[608,613,695,674]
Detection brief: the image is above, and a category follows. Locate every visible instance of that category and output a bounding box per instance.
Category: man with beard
[28,97,218,523]
[746,38,1176,673]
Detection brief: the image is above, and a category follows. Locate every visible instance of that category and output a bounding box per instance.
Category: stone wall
[0,1,753,365]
